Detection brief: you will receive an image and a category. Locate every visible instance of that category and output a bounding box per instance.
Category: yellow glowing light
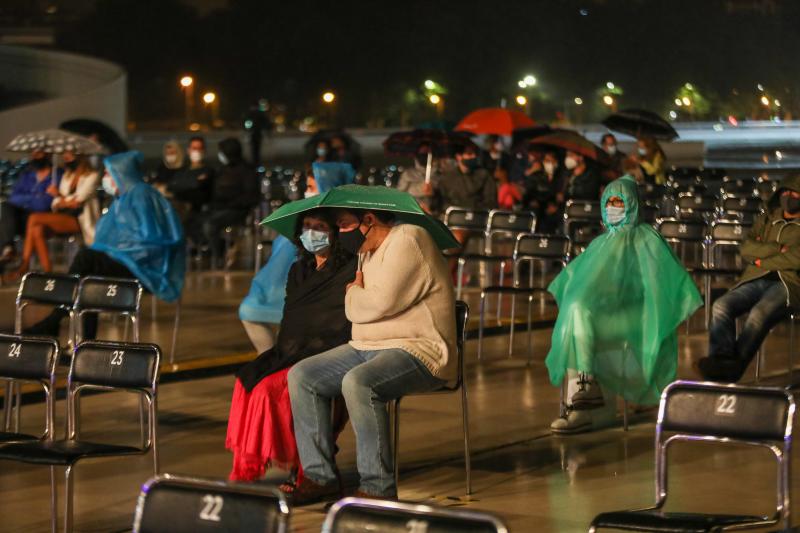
[515,95,527,106]
[429,94,441,105]
[775,99,782,107]
[424,80,435,90]
[180,76,193,88]
[322,91,336,103]
[202,92,216,104]
[761,96,770,106]
[523,75,537,86]
[517,80,527,88]
[674,98,682,106]
[606,81,615,90]
[602,95,614,106]
[681,96,691,106]
[574,97,583,105]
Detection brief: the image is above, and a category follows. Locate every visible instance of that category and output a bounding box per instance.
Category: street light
[674,98,683,106]
[602,95,614,106]
[202,91,218,127]
[202,91,216,105]
[424,80,435,90]
[429,94,441,105]
[180,76,193,88]
[179,75,195,128]
[574,97,583,105]
[775,99,782,107]
[681,96,691,106]
[515,95,527,106]
[761,95,770,106]
[606,81,615,90]
[523,74,537,87]
[517,80,527,89]
[322,91,336,103]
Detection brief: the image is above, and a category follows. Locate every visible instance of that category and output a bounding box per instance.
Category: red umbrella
[454,108,536,136]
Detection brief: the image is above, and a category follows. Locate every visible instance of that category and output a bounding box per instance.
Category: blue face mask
[300,228,330,254]
[102,175,117,196]
[605,206,626,225]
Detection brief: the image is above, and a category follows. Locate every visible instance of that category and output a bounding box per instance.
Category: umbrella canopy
[6,129,106,155]
[602,109,678,141]
[262,184,459,250]
[60,118,128,153]
[528,129,609,163]
[455,108,536,136]
[383,129,478,158]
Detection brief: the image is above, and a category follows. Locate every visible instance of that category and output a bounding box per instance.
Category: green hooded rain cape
[545,175,702,405]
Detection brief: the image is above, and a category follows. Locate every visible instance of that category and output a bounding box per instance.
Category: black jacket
[567,166,602,201]
[212,138,259,211]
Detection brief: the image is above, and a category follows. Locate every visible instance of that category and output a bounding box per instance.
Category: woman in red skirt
[226,208,356,484]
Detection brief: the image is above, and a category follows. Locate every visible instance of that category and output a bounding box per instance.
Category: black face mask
[65,160,79,171]
[30,158,49,170]
[461,158,479,172]
[417,153,430,166]
[339,227,367,255]
[781,194,800,214]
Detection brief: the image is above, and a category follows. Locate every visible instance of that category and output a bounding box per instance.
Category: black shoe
[22,317,61,338]
[696,356,744,383]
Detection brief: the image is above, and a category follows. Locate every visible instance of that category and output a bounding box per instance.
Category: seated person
[698,176,800,382]
[546,176,701,434]
[0,151,62,264]
[151,140,186,186]
[287,208,456,502]
[564,150,601,201]
[396,143,438,214]
[167,135,214,222]
[522,151,568,234]
[239,162,355,353]
[632,136,667,185]
[25,151,185,339]
[227,208,356,483]
[7,151,99,279]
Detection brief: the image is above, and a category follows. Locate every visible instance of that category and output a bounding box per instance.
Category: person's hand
[546,204,559,215]
[755,259,762,267]
[782,245,789,253]
[346,271,364,291]
[46,185,59,196]
[422,182,433,196]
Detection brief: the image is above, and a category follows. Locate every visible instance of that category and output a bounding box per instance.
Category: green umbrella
[261,184,459,250]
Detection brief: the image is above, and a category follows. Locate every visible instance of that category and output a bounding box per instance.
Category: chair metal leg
[13,384,20,432]
[623,399,629,432]
[790,316,795,387]
[50,466,57,533]
[169,298,182,365]
[477,292,486,361]
[392,399,400,491]
[703,273,711,329]
[496,262,505,323]
[151,395,159,475]
[526,295,534,366]
[64,465,74,533]
[756,349,762,383]
[461,382,472,496]
[508,293,516,358]
[456,259,465,300]
[2,381,10,431]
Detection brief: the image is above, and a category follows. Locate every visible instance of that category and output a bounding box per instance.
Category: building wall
[0,44,126,158]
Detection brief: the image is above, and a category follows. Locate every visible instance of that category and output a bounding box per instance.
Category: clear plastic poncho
[545,175,702,405]
[238,162,355,323]
[91,151,185,302]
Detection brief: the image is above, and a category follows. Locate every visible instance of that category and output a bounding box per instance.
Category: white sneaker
[550,408,592,434]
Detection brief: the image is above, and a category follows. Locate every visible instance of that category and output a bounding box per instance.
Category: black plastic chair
[0,334,59,443]
[322,497,509,533]
[392,301,471,495]
[656,218,707,267]
[589,380,794,532]
[0,340,161,533]
[133,474,290,533]
[676,192,717,220]
[73,276,143,345]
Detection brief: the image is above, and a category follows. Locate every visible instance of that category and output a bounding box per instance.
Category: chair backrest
[75,276,142,314]
[639,204,660,224]
[721,178,756,196]
[571,223,603,245]
[709,220,748,243]
[486,209,536,234]
[133,475,290,533]
[444,207,489,232]
[71,341,160,391]
[322,497,508,533]
[515,233,570,262]
[17,272,80,309]
[453,300,469,390]
[677,193,717,212]
[721,195,762,213]
[564,200,602,220]
[656,218,706,242]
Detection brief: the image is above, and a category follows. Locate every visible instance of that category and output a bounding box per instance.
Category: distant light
[180,76,193,88]
[515,95,527,106]
[761,95,770,106]
[713,124,723,131]
[685,82,693,90]
[429,94,441,105]
[681,96,691,106]
[757,83,764,92]
[322,91,336,103]
[727,115,739,126]
[668,110,677,119]
[244,119,253,129]
[579,8,588,16]
[776,150,783,160]
[202,92,216,104]
[518,80,527,88]
[574,97,583,105]
[674,98,683,107]
[45,5,57,14]
[606,81,615,90]
[602,95,614,106]
[775,99,782,107]
[523,75,537,87]
[424,80,435,90]
[189,122,201,131]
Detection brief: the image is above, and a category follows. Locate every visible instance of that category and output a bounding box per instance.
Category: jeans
[288,344,444,497]
[708,277,790,365]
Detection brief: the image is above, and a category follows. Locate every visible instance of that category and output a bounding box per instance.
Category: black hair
[601,133,616,144]
[343,208,396,225]
[293,207,352,270]
[188,135,206,146]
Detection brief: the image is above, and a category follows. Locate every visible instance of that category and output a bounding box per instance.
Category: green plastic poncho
[545,175,702,405]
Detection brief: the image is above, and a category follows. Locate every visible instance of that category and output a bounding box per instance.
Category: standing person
[5,151,99,279]
[227,209,355,483]
[396,144,437,213]
[24,151,185,339]
[185,138,258,268]
[151,140,185,186]
[600,133,626,179]
[287,208,456,502]
[480,135,511,178]
[239,162,355,352]
[697,176,800,382]
[168,136,215,222]
[633,136,667,185]
[522,151,568,234]
[564,150,602,201]
[0,151,62,265]
[546,176,701,433]
[244,99,272,166]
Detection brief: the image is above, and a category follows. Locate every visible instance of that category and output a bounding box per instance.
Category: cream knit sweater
[346,224,458,382]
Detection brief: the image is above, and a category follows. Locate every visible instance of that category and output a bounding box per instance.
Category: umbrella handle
[424,152,433,184]
[51,153,58,187]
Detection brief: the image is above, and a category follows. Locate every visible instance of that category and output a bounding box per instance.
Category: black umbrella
[510,125,555,154]
[601,109,678,141]
[384,129,478,184]
[60,118,128,153]
[303,129,361,162]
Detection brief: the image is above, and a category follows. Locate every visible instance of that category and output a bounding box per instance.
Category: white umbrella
[6,129,107,185]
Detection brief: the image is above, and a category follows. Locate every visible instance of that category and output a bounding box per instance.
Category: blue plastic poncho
[90,151,185,302]
[238,162,356,323]
[545,175,702,405]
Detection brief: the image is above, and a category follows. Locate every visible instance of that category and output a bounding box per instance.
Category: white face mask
[543,162,556,175]
[304,190,319,198]
[165,154,178,165]
[189,150,204,163]
[605,145,617,155]
[605,206,626,225]
[102,175,117,196]
[638,147,647,156]
[564,156,578,170]
[218,152,229,165]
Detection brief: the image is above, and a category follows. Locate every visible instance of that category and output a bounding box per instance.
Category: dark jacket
[167,164,214,211]
[436,167,497,211]
[9,167,63,212]
[212,138,259,211]
[236,255,357,391]
[566,166,602,201]
[738,173,800,309]
[523,169,568,209]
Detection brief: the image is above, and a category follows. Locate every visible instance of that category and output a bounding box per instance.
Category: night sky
[49,0,800,126]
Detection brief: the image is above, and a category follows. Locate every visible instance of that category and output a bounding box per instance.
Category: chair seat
[592,510,767,532]
[481,286,548,295]
[689,267,743,276]
[0,431,38,443]
[459,253,511,262]
[0,439,144,465]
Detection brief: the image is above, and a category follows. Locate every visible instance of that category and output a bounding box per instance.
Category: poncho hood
[601,175,639,231]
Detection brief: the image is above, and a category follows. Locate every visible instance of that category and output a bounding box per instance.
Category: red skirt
[225,367,303,482]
